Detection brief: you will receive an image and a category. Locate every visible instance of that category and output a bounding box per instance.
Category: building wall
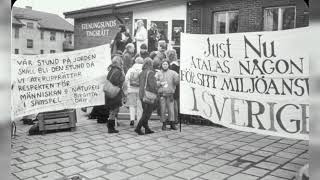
[12,19,74,55]
[187,0,309,34]
[131,0,187,43]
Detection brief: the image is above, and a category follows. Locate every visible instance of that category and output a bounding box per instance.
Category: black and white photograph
[9,0,310,179]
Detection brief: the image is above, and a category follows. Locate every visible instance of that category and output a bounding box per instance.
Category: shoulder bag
[104,70,120,98]
[143,71,157,104]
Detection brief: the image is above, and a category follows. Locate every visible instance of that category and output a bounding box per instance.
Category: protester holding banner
[124,57,144,127]
[122,43,135,74]
[157,60,179,130]
[105,56,125,133]
[135,58,158,135]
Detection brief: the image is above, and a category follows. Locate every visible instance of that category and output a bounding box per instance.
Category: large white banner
[180,28,309,140]
[12,44,110,118]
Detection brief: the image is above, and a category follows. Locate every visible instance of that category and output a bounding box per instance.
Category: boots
[107,120,119,133]
[170,122,177,130]
[162,122,167,131]
[144,120,154,134]
[134,119,145,135]
[134,128,144,135]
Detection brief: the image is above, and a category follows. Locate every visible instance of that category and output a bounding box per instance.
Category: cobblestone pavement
[11,111,309,180]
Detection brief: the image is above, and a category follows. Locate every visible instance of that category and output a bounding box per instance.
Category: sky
[13,0,133,24]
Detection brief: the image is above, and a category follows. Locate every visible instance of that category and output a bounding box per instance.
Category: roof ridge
[12,6,61,16]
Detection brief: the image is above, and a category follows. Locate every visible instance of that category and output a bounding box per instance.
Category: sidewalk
[11,111,309,180]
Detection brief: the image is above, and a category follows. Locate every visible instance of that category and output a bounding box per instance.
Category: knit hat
[140,43,148,50]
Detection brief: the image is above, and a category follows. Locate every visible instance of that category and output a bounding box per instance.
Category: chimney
[25,6,32,9]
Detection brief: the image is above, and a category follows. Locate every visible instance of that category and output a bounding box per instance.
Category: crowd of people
[93,23,180,135]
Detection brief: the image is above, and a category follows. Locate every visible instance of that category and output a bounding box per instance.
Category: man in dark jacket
[105,56,125,133]
[148,23,159,52]
[135,58,158,135]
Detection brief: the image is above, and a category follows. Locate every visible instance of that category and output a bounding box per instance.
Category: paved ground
[11,110,309,180]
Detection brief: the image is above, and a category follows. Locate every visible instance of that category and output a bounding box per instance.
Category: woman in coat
[135,58,158,135]
[124,57,144,127]
[105,55,125,133]
[134,20,148,54]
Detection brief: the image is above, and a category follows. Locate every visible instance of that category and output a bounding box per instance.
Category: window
[14,27,19,38]
[27,22,34,29]
[213,11,239,34]
[264,6,296,31]
[40,31,44,40]
[40,50,44,54]
[50,50,56,54]
[27,39,33,48]
[14,49,19,54]
[50,32,56,41]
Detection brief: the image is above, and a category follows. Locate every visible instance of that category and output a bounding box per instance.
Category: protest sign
[12,44,110,118]
[180,28,309,140]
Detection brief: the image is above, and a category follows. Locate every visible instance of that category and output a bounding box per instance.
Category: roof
[12,7,74,32]
[64,0,160,18]
[12,17,23,26]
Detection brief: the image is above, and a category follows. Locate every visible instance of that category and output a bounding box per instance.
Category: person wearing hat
[112,24,132,54]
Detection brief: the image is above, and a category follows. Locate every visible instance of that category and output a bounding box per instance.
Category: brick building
[186,0,308,34]
[12,6,74,55]
[64,0,308,58]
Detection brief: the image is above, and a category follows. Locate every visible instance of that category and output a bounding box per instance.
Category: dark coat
[105,65,125,109]
[170,62,180,100]
[114,32,132,53]
[139,69,158,100]
[148,29,158,52]
[123,51,134,74]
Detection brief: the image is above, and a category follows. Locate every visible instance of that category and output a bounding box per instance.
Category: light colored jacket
[157,69,179,94]
[125,63,143,94]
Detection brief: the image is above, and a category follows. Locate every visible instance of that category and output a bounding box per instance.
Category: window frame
[50,50,56,54]
[14,27,19,38]
[14,49,19,54]
[27,39,33,48]
[263,6,296,31]
[40,50,44,54]
[40,30,44,40]
[26,22,34,29]
[212,10,239,34]
[50,31,56,41]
